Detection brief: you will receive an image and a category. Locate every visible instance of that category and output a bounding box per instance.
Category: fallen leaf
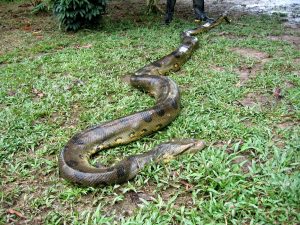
[75,44,93,49]
[32,88,44,98]
[32,31,42,36]
[129,191,155,204]
[273,87,283,100]
[179,180,194,191]
[22,25,32,31]
[81,44,93,48]
[7,90,16,96]
[36,35,43,40]
[18,3,32,7]
[7,208,26,219]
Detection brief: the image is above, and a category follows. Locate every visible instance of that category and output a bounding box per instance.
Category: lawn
[0,1,299,224]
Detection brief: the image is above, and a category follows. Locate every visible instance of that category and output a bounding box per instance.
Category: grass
[1,1,300,224]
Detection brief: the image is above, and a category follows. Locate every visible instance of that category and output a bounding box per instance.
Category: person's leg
[165,0,176,24]
[193,0,214,22]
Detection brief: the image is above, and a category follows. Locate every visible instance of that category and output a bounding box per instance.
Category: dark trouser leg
[193,0,214,22]
[165,0,176,24]
[193,0,205,19]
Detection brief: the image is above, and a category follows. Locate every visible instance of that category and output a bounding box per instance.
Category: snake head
[158,139,205,160]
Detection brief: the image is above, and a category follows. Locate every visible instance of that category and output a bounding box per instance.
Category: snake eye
[174,63,179,68]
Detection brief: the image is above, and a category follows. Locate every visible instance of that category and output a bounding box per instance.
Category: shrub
[32,0,53,14]
[53,0,107,31]
[146,0,164,14]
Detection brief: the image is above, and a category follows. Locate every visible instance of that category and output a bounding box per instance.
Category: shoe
[165,14,173,25]
[194,13,215,24]
[195,16,215,23]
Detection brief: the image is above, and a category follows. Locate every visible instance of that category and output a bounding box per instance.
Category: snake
[59,14,230,186]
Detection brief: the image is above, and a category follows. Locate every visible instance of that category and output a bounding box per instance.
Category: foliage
[53,0,107,31]
[32,0,53,14]
[147,0,164,14]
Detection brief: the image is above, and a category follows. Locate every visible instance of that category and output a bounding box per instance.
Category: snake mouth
[183,139,206,154]
[166,139,206,156]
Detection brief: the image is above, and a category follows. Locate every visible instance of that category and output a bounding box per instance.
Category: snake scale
[59,14,230,186]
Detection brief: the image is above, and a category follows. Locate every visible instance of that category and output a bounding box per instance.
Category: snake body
[59,14,229,186]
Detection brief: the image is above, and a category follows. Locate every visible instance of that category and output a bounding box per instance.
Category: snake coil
[59,14,230,186]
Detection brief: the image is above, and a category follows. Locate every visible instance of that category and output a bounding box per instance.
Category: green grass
[1,3,300,224]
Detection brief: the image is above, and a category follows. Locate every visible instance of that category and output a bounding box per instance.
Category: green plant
[53,0,106,31]
[147,0,164,14]
[32,0,53,14]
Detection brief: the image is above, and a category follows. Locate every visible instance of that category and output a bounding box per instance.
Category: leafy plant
[53,0,107,31]
[147,0,164,14]
[32,0,53,14]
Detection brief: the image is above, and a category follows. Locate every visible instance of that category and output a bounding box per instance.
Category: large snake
[59,14,230,186]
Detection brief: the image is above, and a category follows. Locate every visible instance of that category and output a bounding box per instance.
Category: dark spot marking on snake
[171,99,179,109]
[172,51,181,59]
[183,38,193,45]
[152,61,162,67]
[159,79,168,88]
[71,136,85,145]
[116,165,126,178]
[141,111,152,122]
[67,160,79,167]
[155,107,165,117]
[120,117,129,124]
[106,167,114,172]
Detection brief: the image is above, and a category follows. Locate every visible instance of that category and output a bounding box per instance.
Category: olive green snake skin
[59,14,230,186]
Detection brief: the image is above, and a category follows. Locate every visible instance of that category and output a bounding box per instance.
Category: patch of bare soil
[217,31,245,40]
[277,121,299,129]
[106,0,150,24]
[231,155,252,173]
[2,171,60,224]
[231,47,270,60]
[272,134,286,148]
[238,92,274,108]
[241,119,254,127]
[285,80,296,89]
[101,182,194,221]
[62,103,82,129]
[234,66,253,87]
[292,58,300,76]
[0,3,56,54]
[212,140,233,148]
[103,191,155,220]
[211,65,226,72]
[267,35,300,50]
[213,140,254,174]
[294,58,300,64]
[231,48,271,87]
